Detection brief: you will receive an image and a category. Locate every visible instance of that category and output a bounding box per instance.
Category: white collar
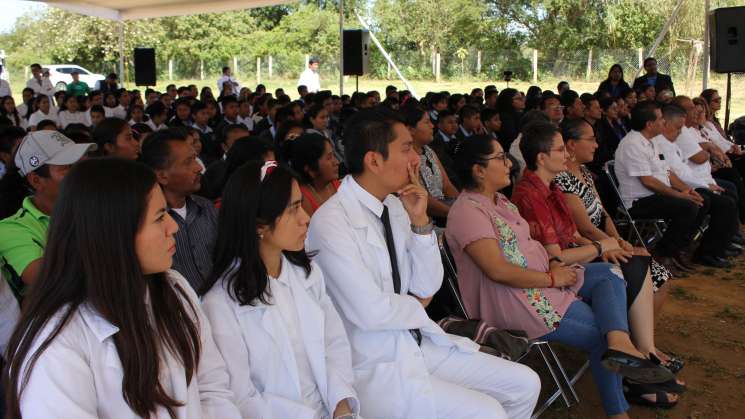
[347,175,385,218]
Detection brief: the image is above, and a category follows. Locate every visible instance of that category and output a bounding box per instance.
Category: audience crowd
[0,59,741,418]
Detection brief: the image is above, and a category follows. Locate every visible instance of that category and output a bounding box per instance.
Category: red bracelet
[548,271,555,288]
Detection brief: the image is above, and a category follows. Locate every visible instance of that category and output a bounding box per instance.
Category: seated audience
[4,158,241,418]
[57,95,90,129]
[480,107,502,140]
[140,129,216,291]
[201,161,360,419]
[446,135,675,418]
[598,64,631,99]
[28,95,58,131]
[307,108,541,419]
[496,88,525,150]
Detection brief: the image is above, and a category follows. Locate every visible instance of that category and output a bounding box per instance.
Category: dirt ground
[525,252,745,419]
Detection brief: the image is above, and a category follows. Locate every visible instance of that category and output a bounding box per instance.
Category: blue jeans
[541,262,630,416]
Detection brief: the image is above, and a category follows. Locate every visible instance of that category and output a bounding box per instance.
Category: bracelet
[549,256,563,264]
[548,271,555,288]
[591,240,603,256]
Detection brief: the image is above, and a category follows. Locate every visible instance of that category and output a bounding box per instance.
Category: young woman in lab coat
[200,161,360,419]
[3,158,241,419]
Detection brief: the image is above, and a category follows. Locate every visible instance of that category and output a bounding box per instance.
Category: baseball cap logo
[29,156,40,167]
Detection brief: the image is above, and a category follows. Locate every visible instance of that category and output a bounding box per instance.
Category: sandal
[650,352,685,375]
[623,380,679,409]
[626,377,686,394]
[601,349,675,384]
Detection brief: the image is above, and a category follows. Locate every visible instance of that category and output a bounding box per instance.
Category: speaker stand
[725,73,732,131]
[355,76,359,93]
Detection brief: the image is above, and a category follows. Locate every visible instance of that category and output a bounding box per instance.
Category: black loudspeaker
[343,30,369,76]
[134,48,156,86]
[709,7,745,73]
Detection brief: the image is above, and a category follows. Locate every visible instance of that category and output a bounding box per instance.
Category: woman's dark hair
[599,97,616,112]
[59,94,77,112]
[496,88,519,114]
[93,118,129,155]
[525,86,543,110]
[4,158,201,418]
[274,120,304,150]
[286,133,331,184]
[454,134,498,190]
[0,96,21,127]
[131,123,153,141]
[700,89,721,123]
[343,107,405,175]
[303,103,325,128]
[448,94,464,112]
[606,64,625,82]
[561,118,591,143]
[203,162,312,303]
[520,121,561,171]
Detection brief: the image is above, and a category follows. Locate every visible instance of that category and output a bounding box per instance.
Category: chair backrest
[603,160,652,246]
[437,233,469,320]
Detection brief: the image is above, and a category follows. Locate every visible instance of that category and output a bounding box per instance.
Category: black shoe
[601,349,675,384]
[727,242,744,252]
[695,254,732,268]
[725,248,742,258]
[672,254,696,272]
[732,236,745,246]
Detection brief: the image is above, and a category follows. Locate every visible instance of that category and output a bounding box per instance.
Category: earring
[569,153,576,162]
[258,233,264,240]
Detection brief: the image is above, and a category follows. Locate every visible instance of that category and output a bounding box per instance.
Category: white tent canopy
[29,0,292,21]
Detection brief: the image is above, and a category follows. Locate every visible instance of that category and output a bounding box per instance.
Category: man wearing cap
[65,71,90,97]
[298,57,321,93]
[0,131,95,294]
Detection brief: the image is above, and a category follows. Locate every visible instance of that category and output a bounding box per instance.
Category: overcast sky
[0,1,47,34]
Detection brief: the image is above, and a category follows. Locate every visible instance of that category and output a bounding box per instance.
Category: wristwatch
[411,219,434,235]
[591,240,603,256]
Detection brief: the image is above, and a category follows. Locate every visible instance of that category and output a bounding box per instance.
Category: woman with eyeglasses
[401,105,459,223]
[446,134,675,419]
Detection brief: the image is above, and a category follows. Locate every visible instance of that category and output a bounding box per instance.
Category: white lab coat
[0,270,20,355]
[16,270,241,419]
[297,68,321,93]
[201,257,360,419]
[306,175,479,419]
[26,77,55,100]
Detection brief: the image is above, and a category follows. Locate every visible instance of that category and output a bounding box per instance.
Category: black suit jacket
[633,73,675,96]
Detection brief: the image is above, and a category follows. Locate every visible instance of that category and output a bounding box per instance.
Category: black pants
[695,188,739,257]
[713,166,745,222]
[629,193,699,257]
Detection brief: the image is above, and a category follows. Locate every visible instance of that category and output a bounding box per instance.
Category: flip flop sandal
[624,381,679,409]
[625,377,686,394]
[650,352,685,375]
[601,349,675,384]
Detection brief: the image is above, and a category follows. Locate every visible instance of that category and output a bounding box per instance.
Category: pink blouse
[445,190,584,339]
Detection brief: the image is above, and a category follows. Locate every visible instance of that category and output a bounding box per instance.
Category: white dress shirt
[306,175,479,419]
[298,68,321,93]
[217,75,240,95]
[201,257,360,419]
[676,126,714,180]
[17,270,241,419]
[146,119,168,131]
[26,77,54,99]
[652,135,713,189]
[701,121,734,153]
[57,110,91,128]
[614,130,671,208]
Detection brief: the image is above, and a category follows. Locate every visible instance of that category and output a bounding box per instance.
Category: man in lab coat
[297,57,321,93]
[307,108,540,419]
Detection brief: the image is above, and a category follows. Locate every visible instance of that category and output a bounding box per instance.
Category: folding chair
[603,160,667,248]
[436,232,588,418]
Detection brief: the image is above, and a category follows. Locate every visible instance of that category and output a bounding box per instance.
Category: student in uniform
[3,158,241,419]
[201,161,359,419]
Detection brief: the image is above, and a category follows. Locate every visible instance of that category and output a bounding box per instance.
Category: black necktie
[381,205,422,345]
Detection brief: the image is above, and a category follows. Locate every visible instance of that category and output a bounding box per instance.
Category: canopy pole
[355,12,418,99]
[703,0,710,90]
[339,0,344,96]
[118,21,125,83]
[633,0,685,79]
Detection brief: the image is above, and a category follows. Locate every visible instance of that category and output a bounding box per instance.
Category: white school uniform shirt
[675,126,715,181]
[202,257,360,419]
[146,119,168,132]
[17,270,242,419]
[104,105,127,120]
[217,76,240,95]
[58,110,91,128]
[28,109,59,128]
[237,115,254,131]
[652,135,713,190]
[614,130,672,208]
[298,68,321,93]
[0,79,11,97]
[306,175,479,419]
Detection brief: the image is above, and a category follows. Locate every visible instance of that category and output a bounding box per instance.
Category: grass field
[9,74,745,120]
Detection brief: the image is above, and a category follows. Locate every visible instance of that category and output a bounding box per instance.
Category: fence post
[586,48,593,82]
[431,49,436,76]
[200,59,204,80]
[638,48,644,69]
[233,56,239,77]
[476,50,481,75]
[532,49,538,84]
[268,56,273,79]
[435,53,441,83]
[168,59,173,81]
[256,57,261,84]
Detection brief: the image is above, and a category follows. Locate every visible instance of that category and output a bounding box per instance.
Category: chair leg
[536,343,572,408]
[545,343,580,403]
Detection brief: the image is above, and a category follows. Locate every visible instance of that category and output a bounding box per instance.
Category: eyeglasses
[484,152,509,164]
[547,105,565,111]
[547,146,566,154]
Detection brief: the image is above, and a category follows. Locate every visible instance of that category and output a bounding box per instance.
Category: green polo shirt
[0,197,50,297]
[66,81,90,97]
